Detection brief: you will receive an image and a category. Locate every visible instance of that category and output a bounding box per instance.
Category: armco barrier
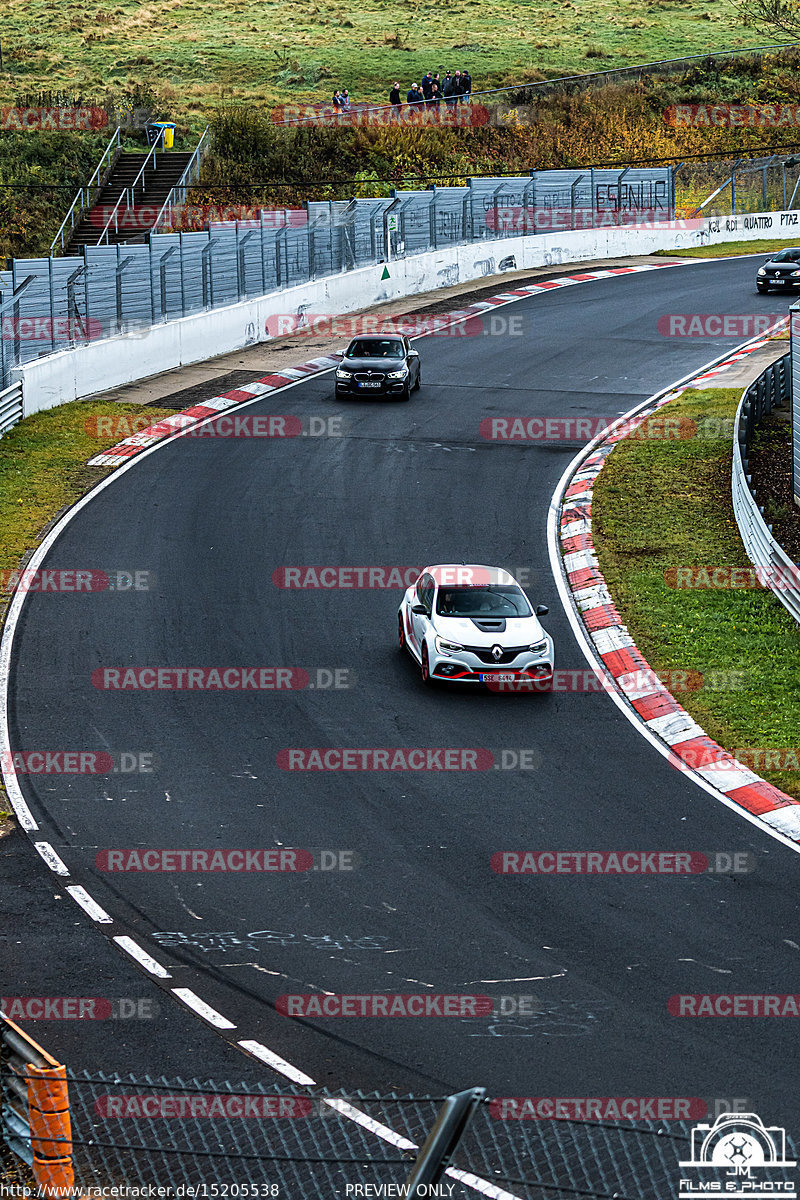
[0,1011,74,1192]
[731,350,800,624]
[0,382,23,437]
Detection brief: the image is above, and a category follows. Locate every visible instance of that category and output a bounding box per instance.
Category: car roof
[347,334,405,342]
[421,563,522,585]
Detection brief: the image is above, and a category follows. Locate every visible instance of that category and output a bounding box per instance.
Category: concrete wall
[13,210,800,416]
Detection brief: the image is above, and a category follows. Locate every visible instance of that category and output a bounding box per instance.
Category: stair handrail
[153,126,211,234]
[50,126,122,254]
[96,134,162,246]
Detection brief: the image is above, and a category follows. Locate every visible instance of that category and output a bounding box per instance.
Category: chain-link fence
[498,43,800,106]
[0,166,673,389]
[676,153,800,218]
[4,1069,798,1199]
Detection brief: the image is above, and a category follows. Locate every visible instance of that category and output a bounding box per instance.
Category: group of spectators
[389,70,473,110]
[331,89,352,110]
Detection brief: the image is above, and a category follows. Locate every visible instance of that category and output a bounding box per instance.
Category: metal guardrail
[1,1015,52,1165]
[1,1010,73,1192]
[0,382,23,438]
[731,350,800,623]
[155,124,211,234]
[50,126,122,255]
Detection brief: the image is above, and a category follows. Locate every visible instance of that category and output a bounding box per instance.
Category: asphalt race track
[6,255,800,1118]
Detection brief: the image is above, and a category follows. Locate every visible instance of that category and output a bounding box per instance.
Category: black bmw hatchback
[756,246,800,292]
[334,335,421,401]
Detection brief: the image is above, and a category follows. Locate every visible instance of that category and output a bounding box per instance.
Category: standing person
[389,82,401,111]
[421,72,433,103]
[443,71,456,109]
[340,88,351,111]
[461,68,472,103]
[429,81,441,109]
[453,70,463,105]
[332,89,341,107]
[406,82,422,117]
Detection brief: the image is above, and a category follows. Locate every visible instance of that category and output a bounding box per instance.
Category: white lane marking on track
[547,332,800,859]
[444,1167,521,1200]
[113,935,173,979]
[34,841,69,875]
[171,987,237,1029]
[0,256,706,1200]
[237,1040,316,1085]
[461,972,567,983]
[65,884,114,922]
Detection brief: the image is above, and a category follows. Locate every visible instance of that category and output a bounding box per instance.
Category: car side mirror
[411,603,428,615]
[535,604,549,616]
[408,349,419,357]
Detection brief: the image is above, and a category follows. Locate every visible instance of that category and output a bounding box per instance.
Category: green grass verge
[657,239,800,258]
[592,384,800,800]
[0,397,173,839]
[0,0,764,117]
[0,399,172,582]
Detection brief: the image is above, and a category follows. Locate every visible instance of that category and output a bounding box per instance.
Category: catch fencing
[682,153,800,218]
[5,1066,788,1198]
[0,166,673,390]
[732,348,800,624]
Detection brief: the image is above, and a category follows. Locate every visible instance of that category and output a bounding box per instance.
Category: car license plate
[481,673,517,683]
[358,381,382,388]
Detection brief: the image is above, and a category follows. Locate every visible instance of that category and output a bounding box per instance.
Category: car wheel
[398,613,406,650]
[421,644,434,686]
[414,369,421,391]
[400,385,411,401]
[757,285,768,293]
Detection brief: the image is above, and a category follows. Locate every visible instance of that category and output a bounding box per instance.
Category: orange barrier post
[27,1063,74,1195]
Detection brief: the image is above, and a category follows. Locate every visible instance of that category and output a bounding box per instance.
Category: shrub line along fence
[732,348,800,622]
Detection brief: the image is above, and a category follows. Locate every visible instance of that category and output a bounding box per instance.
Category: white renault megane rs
[398,564,554,688]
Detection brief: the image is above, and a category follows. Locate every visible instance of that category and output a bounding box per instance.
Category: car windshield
[436,585,532,617]
[770,248,800,262]
[346,339,404,358]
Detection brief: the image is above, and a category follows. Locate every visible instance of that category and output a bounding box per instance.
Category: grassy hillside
[0,0,785,127]
[195,61,800,216]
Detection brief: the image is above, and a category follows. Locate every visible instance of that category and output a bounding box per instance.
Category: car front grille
[461,644,530,665]
[354,372,386,381]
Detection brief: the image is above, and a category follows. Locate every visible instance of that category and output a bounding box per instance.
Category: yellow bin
[162,123,175,149]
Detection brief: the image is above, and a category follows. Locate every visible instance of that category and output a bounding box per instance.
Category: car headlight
[529,639,548,654]
[335,368,352,378]
[386,368,409,379]
[791,271,800,277]
[435,636,464,655]
[757,268,767,276]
